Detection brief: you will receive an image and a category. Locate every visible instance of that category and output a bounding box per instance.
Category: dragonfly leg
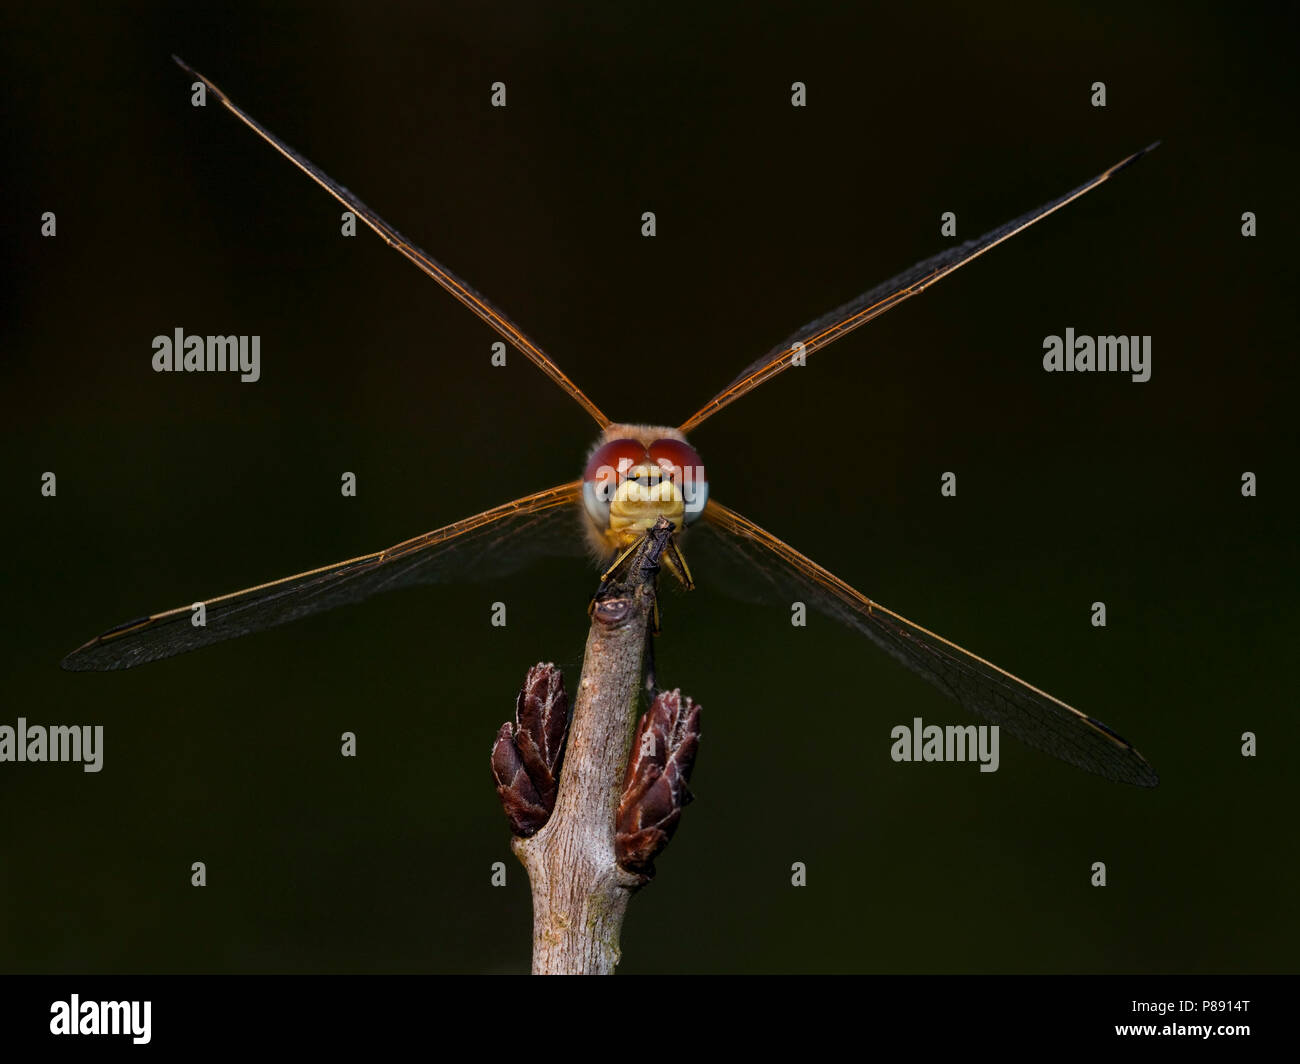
[600,539,642,585]
[662,538,695,591]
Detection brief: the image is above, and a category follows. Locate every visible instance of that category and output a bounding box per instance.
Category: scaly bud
[616,689,702,876]
[491,663,570,836]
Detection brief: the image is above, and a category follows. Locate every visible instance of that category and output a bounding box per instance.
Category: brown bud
[616,689,702,876]
[491,663,570,836]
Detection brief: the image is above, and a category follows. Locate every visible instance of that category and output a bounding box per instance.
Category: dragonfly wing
[62,481,584,672]
[693,499,1158,786]
[172,57,610,428]
[678,144,1158,431]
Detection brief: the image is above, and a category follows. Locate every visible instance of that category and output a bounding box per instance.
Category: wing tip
[1086,713,1159,786]
[1130,763,1160,788]
[60,644,102,672]
[1111,140,1162,176]
[60,614,155,671]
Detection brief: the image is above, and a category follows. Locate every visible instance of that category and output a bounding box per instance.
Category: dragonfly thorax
[581,424,708,558]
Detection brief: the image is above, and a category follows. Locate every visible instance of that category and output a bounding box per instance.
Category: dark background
[3,1,1295,973]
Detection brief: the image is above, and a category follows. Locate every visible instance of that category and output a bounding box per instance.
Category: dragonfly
[62,57,1159,788]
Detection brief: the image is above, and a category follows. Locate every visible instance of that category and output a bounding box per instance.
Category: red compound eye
[647,438,705,484]
[584,438,647,495]
[648,438,709,523]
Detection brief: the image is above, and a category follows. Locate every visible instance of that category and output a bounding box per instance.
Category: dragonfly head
[582,425,708,557]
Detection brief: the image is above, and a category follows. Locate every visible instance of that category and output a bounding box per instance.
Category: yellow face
[581,424,709,559]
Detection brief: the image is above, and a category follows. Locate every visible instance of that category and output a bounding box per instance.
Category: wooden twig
[506,520,671,974]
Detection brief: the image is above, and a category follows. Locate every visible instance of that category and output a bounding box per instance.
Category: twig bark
[508,522,670,974]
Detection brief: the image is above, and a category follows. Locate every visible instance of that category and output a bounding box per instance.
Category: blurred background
[2,1,1295,973]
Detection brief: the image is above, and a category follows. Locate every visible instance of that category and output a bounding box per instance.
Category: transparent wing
[62,482,585,671]
[173,57,610,428]
[694,499,1158,786]
[678,143,1159,432]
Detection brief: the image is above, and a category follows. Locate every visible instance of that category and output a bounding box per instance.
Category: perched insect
[62,58,1159,787]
